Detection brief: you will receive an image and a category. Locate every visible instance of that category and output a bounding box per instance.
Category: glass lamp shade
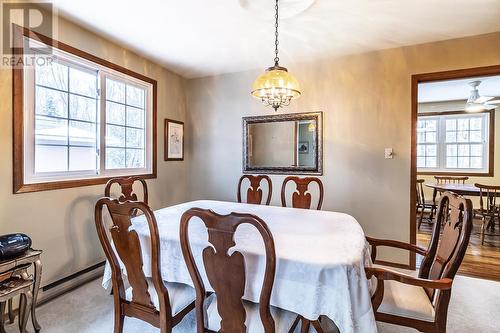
[251,65,301,111]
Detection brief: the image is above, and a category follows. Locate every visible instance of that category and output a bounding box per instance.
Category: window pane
[447,157,457,168]
[69,147,96,171]
[126,128,144,148]
[126,85,145,108]
[106,78,125,103]
[470,118,482,130]
[35,116,68,145]
[446,119,456,131]
[425,132,436,143]
[69,94,97,122]
[106,147,126,169]
[446,131,456,143]
[426,157,436,168]
[417,156,425,168]
[35,145,67,172]
[470,130,482,142]
[458,144,470,156]
[36,86,68,118]
[457,119,469,130]
[425,120,436,131]
[69,121,96,147]
[106,102,125,125]
[69,67,97,97]
[126,106,144,128]
[106,125,125,147]
[470,157,482,169]
[470,144,483,157]
[458,157,470,168]
[417,132,425,143]
[417,145,425,156]
[35,59,68,90]
[426,145,436,156]
[457,131,469,142]
[126,149,144,168]
[447,144,457,157]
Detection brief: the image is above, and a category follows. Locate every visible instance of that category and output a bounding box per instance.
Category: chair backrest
[418,191,473,302]
[237,175,272,205]
[95,198,170,314]
[416,179,425,206]
[434,176,468,184]
[475,183,500,215]
[281,176,324,210]
[104,176,149,204]
[180,208,277,333]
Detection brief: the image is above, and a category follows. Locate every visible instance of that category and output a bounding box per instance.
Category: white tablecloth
[102,200,377,333]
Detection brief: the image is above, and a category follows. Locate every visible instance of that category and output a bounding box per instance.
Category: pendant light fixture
[251,0,301,111]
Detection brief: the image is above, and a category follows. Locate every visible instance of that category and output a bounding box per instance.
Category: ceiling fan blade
[475,96,494,103]
[486,100,500,104]
[485,104,498,110]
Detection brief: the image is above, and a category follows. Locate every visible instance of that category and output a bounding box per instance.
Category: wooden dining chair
[416,179,435,229]
[105,176,149,204]
[237,175,272,205]
[95,198,195,333]
[366,191,473,333]
[428,176,469,220]
[179,208,300,333]
[474,183,500,245]
[281,176,324,210]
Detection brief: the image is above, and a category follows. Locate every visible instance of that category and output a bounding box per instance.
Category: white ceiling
[419,76,500,103]
[52,0,500,78]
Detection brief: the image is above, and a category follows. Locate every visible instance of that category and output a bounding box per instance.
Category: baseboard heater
[37,261,106,305]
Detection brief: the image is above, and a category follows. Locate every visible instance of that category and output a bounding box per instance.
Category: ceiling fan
[465,80,500,112]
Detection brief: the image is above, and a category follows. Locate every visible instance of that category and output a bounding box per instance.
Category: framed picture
[298,141,309,154]
[164,119,184,161]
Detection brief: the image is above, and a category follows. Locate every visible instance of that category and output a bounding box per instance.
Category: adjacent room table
[102,200,377,333]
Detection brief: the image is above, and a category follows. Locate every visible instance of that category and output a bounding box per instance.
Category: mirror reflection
[243,112,322,175]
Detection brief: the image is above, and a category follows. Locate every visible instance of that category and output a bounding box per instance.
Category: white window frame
[417,111,492,175]
[22,37,154,185]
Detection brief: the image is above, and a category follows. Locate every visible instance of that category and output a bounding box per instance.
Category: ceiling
[419,76,500,103]
[52,0,500,78]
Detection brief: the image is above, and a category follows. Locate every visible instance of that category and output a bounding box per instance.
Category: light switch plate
[385,148,394,159]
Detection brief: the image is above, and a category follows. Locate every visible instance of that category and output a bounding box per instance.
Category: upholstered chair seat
[125,279,196,315]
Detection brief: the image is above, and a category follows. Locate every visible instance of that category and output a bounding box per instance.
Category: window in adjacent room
[417,111,493,175]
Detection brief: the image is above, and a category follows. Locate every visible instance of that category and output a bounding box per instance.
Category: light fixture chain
[274,0,279,66]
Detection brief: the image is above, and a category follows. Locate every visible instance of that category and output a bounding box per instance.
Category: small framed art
[164,119,184,161]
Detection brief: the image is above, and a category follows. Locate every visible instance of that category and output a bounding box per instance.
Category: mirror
[243,112,323,175]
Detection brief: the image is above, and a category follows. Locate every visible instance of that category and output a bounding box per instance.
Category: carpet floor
[3,275,499,333]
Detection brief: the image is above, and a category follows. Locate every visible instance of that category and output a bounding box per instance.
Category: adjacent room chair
[95,198,195,333]
[366,191,473,333]
[416,179,435,229]
[428,176,469,220]
[179,208,300,333]
[105,176,149,203]
[237,175,272,205]
[281,176,324,210]
[475,183,500,245]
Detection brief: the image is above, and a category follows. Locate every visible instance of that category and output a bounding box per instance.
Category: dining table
[102,200,377,333]
[424,182,486,197]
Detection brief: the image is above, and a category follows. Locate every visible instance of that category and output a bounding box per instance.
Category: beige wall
[186,31,500,265]
[0,15,189,285]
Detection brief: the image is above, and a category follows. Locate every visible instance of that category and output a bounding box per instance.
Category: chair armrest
[365,266,452,311]
[366,236,428,263]
[365,267,452,290]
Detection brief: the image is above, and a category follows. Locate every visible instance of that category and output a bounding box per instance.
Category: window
[417,111,493,175]
[13,28,157,193]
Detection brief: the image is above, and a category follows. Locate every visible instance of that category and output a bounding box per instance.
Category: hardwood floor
[417,215,500,281]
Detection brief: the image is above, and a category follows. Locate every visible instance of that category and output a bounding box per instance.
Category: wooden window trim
[416,109,495,177]
[12,25,157,194]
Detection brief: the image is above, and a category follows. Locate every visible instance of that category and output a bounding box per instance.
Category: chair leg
[300,316,311,333]
[311,319,326,333]
[113,297,124,333]
[7,299,14,324]
[289,315,301,333]
[481,217,487,245]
